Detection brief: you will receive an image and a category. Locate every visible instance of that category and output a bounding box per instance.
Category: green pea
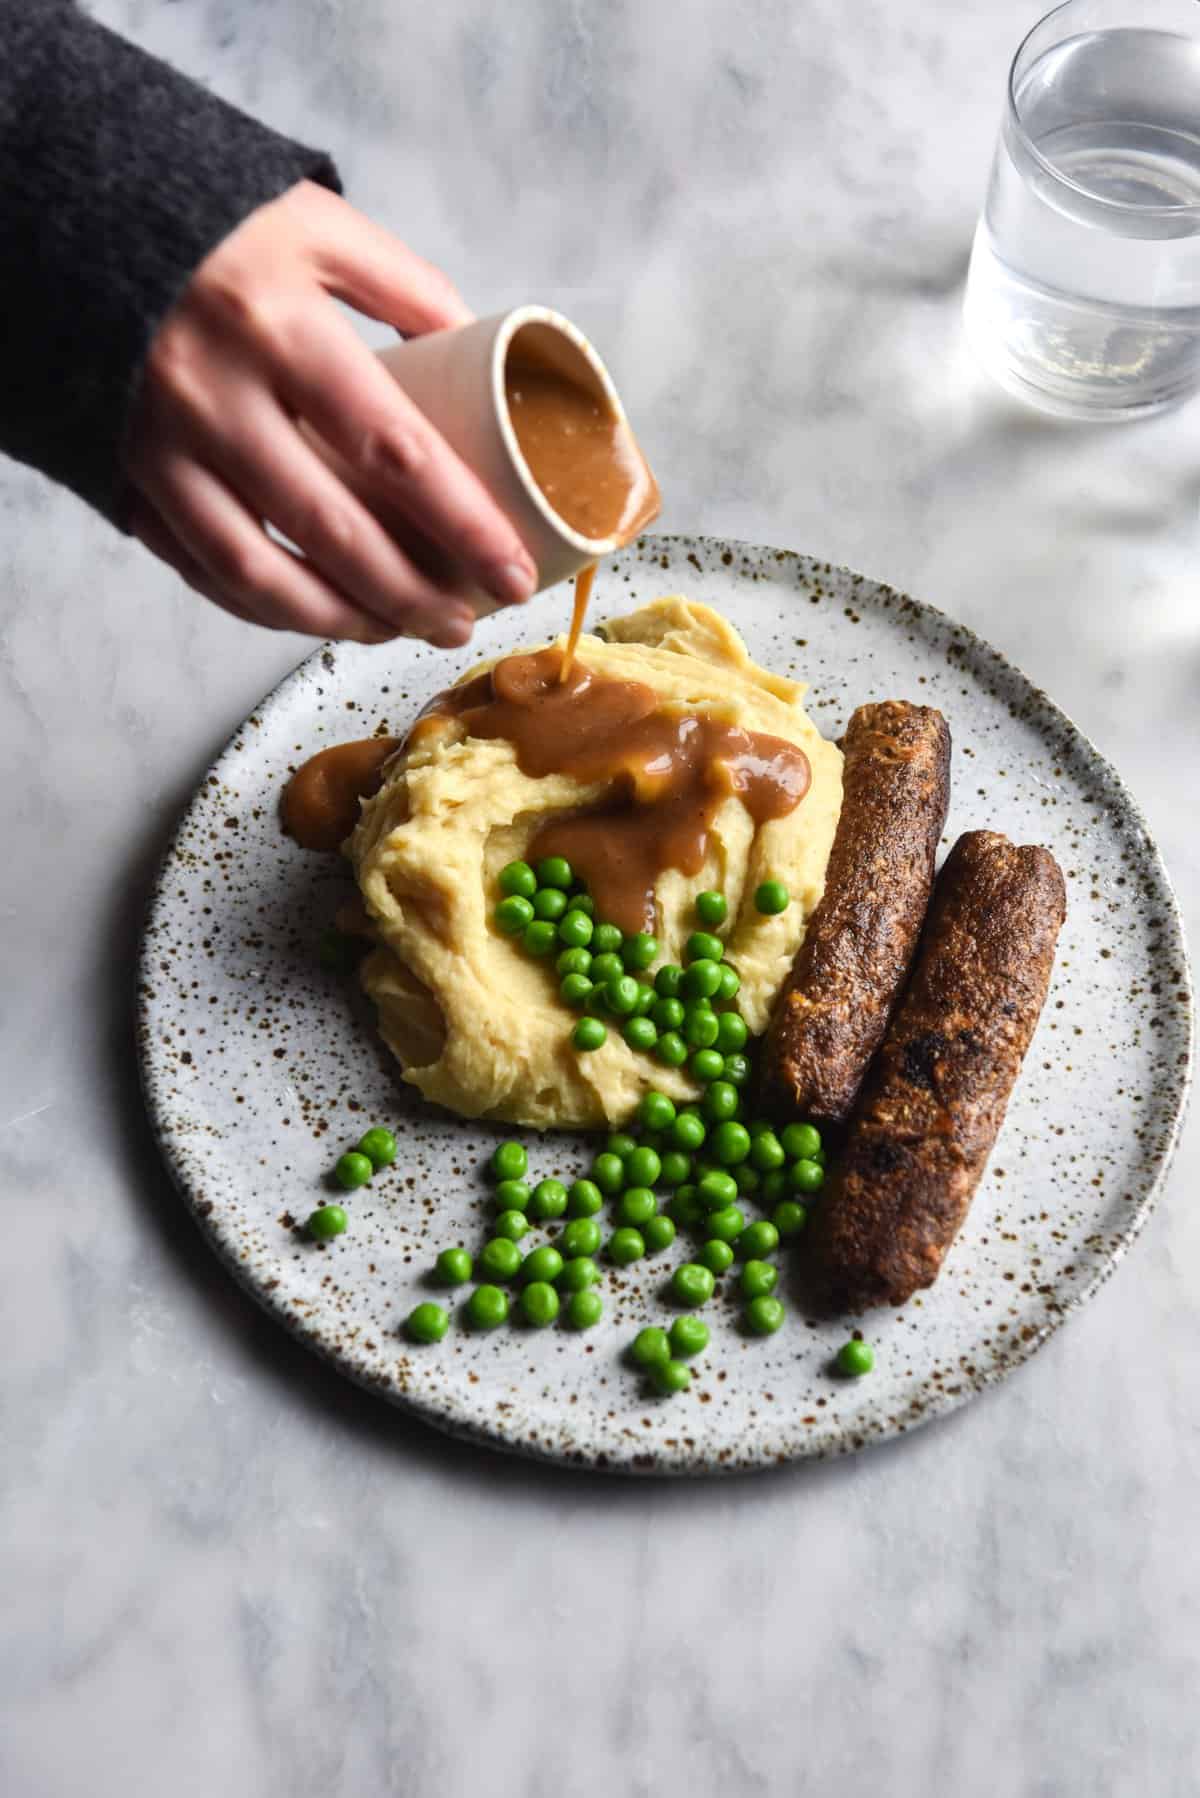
[655,1031,688,1068]
[733,1163,760,1196]
[522,919,558,957]
[715,1012,748,1054]
[592,1152,625,1193]
[642,1213,677,1253]
[618,1186,658,1227]
[741,1259,778,1299]
[669,1315,709,1358]
[533,887,568,922]
[520,1280,560,1327]
[706,1204,745,1244]
[658,1150,691,1188]
[686,930,724,965]
[716,963,741,1002]
[334,1151,373,1191]
[478,1236,522,1282]
[491,890,529,933]
[559,973,592,1008]
[357,1127,397,1170]
[697,1168,738,1210]
[622,932,659,970]
[683,1005,719,1049]
[630,1326,672,1369]
[520,1244,564,1285]
[671,1262,715,1308]
[498,860,537,898]
[620,1016,655,1052]
[492,1179,529,1213]
[559,1256,600,1292]
[754,880,790,915]
[590,951,624,986]
[635,1094,674,1140]
[745,1294,785,1334]
[536,856,573,889]
[492,1209,530,1241]
[749,1130,785,1172]
[571,894,595,916]
[670,1111,707,1153]
[650,996,685,1032]
[790,1158,825,1194]
[317,927,362,973]
[607,1228,645,1266]
[592,922,623,955]
[529,1178,568,1221]
[737,1220,780,1260]
[698,1238,734,1275]
[651,1359,692,1395]
[466,1284,508,1329]
[557,1217,599,1259]
[781,1122,822,1160]
[667,1187,705,1230]
[490,1141,527,1182]
[405,1301,449,1343]
[307,1204,347,1241]
[722,1053,751,1087]
[694,890,727,927]
[837,1338,874,1376]
[681,958,723,1000]
[772,1199,808,1238]
[655,963,684,998]
[568,1178,604,1217]
[605,1132,636,1160]
[557,909,594,949]
[565,1288,603,1329]
[434,1246,473,1285]
[711,1121,751,1166]
[635,980,658,1013]
[573,1017,607,1052]
[625,1146,661,1188]
[688,1048,722,1084]
[557,945,592,977]
[703,1080,739,1122]
[760,1168,789,1206]
[606,974,641,1016]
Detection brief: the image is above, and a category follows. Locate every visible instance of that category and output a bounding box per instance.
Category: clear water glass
[963,0,1200,420]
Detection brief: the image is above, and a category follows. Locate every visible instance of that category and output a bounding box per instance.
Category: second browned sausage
[759,700,951,1126]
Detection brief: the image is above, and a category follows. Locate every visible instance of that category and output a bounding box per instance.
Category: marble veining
[2,3,1198,1793]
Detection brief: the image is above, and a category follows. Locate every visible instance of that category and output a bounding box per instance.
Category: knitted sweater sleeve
[0,0,341,524]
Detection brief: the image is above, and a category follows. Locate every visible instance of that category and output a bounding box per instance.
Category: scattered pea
[570,894,595,917]
[697,1168,738,1210]
[651,1359,692,1395]
[772,1199,808,1238]
[607,1228,645,1266]
[704,1082,741,1124]
[567,1178,604,1217]
[698,1238,734,1275]
[606,973,641,1016]
[671,1262,716,1308]
[667,1187,705,1230]
[745,1294,785,1335]
[478,1236,522,1282]
[706,1204,746,1243]
[716,963,741,1002]
[573,1017,607,1052]
[630,1326,672,1369]
[733,1162,760,1195]
[737,1220,780,1260]
[560,1217,601,1258]
[466,1285,508,1329]
[592,922,623,955]
[760,1168,789,1206]
[522,919,559,957]
[654,963,685,998]
[622,932,659,970]
[607,1132,638,1159]
[498,860,537,898]
[560,972,594,1008]
[634,982,657,1015]
[623,1015,658,1052]
[714,1012,748,1054]
[686,930,724,965]
[721,1052,750,1087]
[520,1280,560,1327]
[658,1150,691,1188]
[669,1316,710,1358]
[670,1111,707,1153]
[618,1186,658,1227]
[557,909,594,948]
[754,880,790,915]
[520,1245,564,1286]
[406,1301,449,1343]
[492,1209,530,1241]
[493,1178,531,1212]
[749,1130,786,1172]
[434,1246,473,1285]
[638,1090,677,1133]
[690,1048,724,1083]
[334,1151,373,1191]
[643,1214,677,1254]
[683,1005,720,1049]
[536,856,573,889]
[591,1152,625,1193]
[711,1120,751,1166]
[527,1178,567,1221]
[781,1122,822,1161]
[624,1145,661,1189]
[566,1288,603,1329]
[741,1259,778,1300]
[557,945,593,977]
[655,1031,688,1067]
[681,958,723,1001]
[837,1338,875,1376]
[559,1256,600,1292]
[490,1140,527,1182]
[694,890,728,927]
[307,1204,347,1241]
[590,951,624,986]
[651,996,685,1032]
[790,1158,825,1194]
[533,887,568,922]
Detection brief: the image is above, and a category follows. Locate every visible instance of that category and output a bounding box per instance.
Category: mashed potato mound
[349,597,843,1129]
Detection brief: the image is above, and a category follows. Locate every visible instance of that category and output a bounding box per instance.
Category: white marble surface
[3,2,1197,1793]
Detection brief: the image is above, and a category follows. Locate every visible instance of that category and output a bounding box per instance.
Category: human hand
[123,180,535,646]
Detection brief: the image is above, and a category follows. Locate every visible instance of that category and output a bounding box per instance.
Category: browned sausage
[759,701,951,1125]
[810,830,1067,1311]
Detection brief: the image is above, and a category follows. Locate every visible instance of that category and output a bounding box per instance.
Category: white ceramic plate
[138,535,1193,1473]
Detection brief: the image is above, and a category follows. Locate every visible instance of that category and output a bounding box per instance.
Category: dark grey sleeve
[0,0,342,526]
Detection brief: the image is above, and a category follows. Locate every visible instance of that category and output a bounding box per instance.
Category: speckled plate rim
[137,535,1194,1474]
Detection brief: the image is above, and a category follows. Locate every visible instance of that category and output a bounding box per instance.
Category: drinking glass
[963,0,1200,420]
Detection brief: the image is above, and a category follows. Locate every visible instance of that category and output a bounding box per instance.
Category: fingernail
[431,608,474,650]
[488,557,537,607]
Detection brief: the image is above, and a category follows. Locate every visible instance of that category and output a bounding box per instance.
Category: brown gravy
[281,736,400,852]
[405,646,810,934]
